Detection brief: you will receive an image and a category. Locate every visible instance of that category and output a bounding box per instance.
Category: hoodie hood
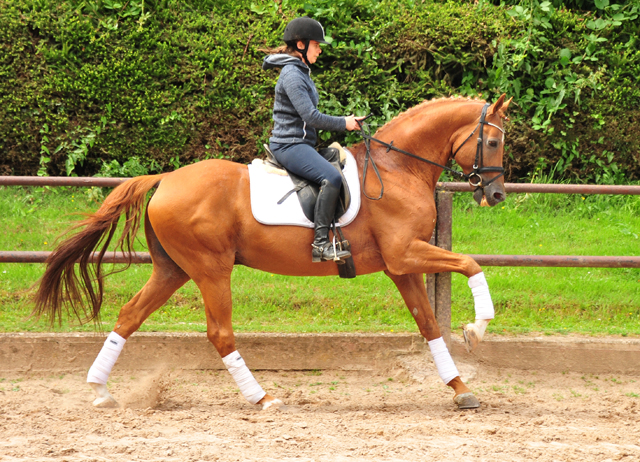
[262,54,309,72]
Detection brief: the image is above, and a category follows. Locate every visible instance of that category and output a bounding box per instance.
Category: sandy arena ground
[1,353,639,462]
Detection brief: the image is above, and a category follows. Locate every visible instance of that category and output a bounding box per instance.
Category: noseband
[358,103,505,200]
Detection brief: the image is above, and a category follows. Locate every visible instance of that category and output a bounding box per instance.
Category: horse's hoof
[89,382,118,408]
[463,324,480,352]
[454,392,480,410]
[93,395,118,408]
[261,398,285,411]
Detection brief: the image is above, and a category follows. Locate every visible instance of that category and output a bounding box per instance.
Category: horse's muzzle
[473,183,506,207]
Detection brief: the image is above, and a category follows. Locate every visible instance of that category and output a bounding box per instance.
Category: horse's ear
[503,96,513,112]
[488,94,512,120]
[488,94,506,116]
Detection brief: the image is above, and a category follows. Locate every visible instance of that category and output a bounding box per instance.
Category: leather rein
[357,103,505,200]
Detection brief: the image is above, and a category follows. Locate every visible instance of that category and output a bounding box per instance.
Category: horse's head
[451,94,512,207]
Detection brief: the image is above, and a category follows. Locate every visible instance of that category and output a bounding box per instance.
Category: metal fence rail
[0,177,128,187]
[0,250,640,268]
[470,254,640,268]
[438,182,640,195]
[0,251,151,264]
[2,176,640,194]
[2,251,637,267]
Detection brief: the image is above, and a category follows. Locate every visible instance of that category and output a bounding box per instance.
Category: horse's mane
[375,96,487,136]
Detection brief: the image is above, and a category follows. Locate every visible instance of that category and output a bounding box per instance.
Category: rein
[357,103,505,200]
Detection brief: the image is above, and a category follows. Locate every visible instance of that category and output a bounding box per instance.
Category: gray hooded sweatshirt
[263,54,346,146]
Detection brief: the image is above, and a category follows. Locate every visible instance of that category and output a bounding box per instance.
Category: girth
[263,144,351,223]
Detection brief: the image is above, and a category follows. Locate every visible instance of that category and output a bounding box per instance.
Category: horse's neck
[365,103,470,185]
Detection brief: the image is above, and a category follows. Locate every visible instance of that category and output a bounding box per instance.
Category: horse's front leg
[385,271,480,410]
[383,240,494,352]
[462,272,494,352]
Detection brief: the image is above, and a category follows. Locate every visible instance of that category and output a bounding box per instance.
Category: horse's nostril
[493,192,505,202]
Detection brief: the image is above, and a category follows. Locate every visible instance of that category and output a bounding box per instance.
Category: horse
[33,94,511,410]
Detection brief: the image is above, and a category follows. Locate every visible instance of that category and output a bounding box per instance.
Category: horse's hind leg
[385,271,480,410]
[87,212,190,408]
[195,272,283,410]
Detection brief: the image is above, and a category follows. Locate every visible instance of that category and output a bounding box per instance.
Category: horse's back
[151,159,248,211]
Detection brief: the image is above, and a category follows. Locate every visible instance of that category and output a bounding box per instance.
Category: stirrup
[311,237,351,264]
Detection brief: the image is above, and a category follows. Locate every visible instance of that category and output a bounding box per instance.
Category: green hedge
[0,0,638,182]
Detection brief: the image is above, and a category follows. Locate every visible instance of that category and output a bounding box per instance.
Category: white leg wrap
[87,332,126,385]
[222,351,266,405]
[468,272,494,320]
[428,337,459,385]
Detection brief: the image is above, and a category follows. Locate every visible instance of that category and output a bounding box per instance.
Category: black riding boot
[311,180,352,263]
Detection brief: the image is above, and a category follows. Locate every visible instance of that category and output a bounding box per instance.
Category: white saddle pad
[248,147,361,228]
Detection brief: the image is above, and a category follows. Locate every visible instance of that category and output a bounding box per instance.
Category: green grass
[450,191,640,337]
[0,185,638,336]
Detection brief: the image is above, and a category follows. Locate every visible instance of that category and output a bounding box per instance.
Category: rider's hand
[345,115,367,131]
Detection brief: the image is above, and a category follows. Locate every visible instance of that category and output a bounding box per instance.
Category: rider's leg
[269,142,350,262]
[311,179,350,262]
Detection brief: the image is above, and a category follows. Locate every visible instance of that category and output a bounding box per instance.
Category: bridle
[358,103,505,200]
[450,103,505,188]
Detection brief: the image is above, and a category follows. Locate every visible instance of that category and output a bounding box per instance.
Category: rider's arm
[280,68,346,132]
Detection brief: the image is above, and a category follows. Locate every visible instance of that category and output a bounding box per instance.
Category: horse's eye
[488,139,499,148]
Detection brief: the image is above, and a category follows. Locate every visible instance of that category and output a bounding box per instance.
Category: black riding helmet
[283,17,328,65]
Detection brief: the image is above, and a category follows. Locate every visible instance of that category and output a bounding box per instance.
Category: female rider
[263,17,364,263]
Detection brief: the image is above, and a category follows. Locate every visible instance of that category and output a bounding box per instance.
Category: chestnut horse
[34,95,511,410]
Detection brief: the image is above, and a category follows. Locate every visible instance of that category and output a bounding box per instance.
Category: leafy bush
[0,0,638,183]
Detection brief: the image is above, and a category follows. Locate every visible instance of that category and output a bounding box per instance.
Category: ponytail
[260,43,298,55]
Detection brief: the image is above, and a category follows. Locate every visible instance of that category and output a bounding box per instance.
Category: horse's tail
[32,174,167,325]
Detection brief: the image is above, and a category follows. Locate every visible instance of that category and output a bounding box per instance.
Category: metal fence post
[426,232,436,328]
[425,191,453,348]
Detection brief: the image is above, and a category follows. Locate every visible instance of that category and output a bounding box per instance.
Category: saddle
[263,142,351,223]
[262,142,356,279]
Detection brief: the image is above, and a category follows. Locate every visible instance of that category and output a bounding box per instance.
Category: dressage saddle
[262,143,356,279]
[263,143,351,223]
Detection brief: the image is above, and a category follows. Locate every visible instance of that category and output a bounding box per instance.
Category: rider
[262,17,365,263]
